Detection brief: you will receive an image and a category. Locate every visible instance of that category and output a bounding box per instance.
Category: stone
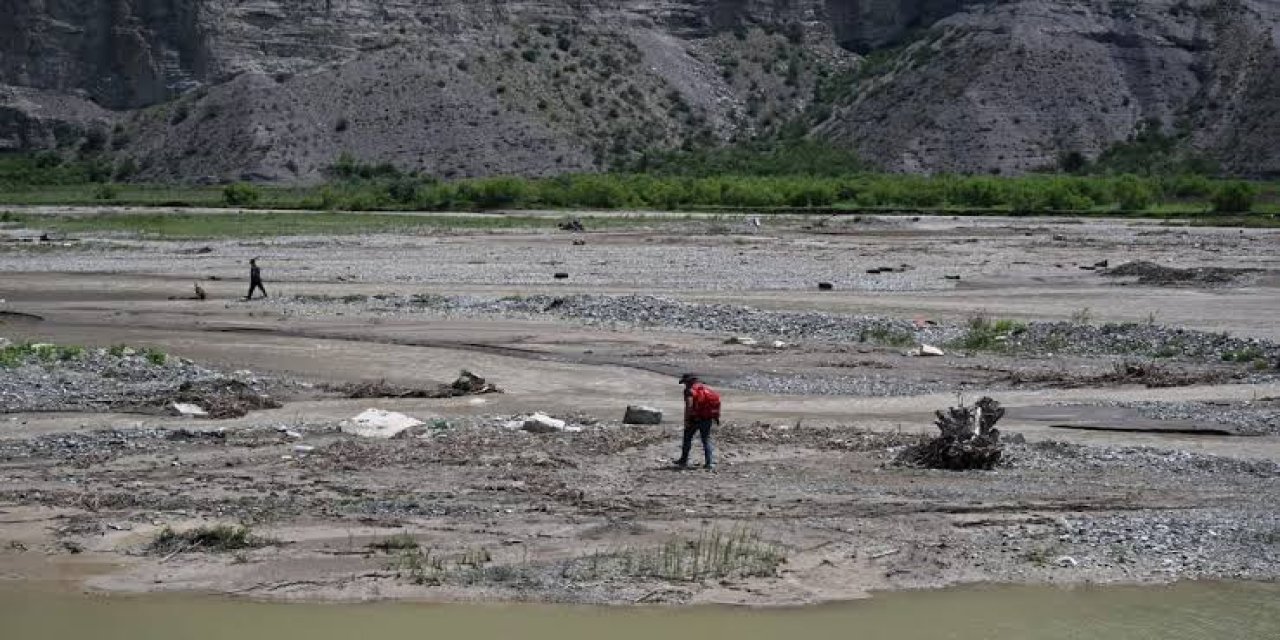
[920,344,945,357]
[724,336,758,346]
[554,272,570,280]
[342,408,424,439]
[521,413,569,433]
[818,282,835,291]
[1055,555,1080,568]
[624,405,664,425]
[169,402,209,418]
[771,340,788,349]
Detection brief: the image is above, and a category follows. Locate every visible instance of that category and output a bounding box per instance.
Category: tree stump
[896,397,1006,470]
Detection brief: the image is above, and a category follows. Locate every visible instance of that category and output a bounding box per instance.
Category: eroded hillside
[1,0,1276,181]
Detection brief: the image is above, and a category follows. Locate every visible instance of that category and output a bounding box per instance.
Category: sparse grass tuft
[148,524,269,555]
[572,527,785,582]
[952,315,1026,352]
[368,532,420,553]
[143,347,168,366]
[860,325,917,348]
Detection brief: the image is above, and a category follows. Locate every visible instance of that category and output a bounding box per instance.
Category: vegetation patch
[951,316,1027,352]
[148,525,272,555]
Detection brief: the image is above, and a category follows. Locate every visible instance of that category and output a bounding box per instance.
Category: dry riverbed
[1,212,1278,605]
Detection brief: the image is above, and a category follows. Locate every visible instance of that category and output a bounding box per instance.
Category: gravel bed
[273,292,1280,370]
[1006,441,1280,477]
[1086,400,1280,437]
[1006,321,1280,363]
[1050,510,1280,580]
[722,371,964,397]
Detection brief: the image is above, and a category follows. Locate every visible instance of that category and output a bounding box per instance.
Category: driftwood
[896,397,1006,470]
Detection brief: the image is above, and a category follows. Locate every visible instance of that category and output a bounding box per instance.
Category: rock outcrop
[1,0,1277,180]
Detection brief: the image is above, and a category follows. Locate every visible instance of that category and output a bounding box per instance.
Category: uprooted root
[897,397,1006,471]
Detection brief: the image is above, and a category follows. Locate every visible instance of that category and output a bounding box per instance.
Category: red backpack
[689,383,721,420]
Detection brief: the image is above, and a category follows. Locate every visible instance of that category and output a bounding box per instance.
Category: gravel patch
[0,344,280,416]
[1007,441,1280,477]
[1085,400,1280,437]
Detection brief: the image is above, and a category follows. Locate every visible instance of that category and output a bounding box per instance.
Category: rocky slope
[1,0,1277,181]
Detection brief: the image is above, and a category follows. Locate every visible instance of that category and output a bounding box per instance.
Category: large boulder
[624,405,664,425]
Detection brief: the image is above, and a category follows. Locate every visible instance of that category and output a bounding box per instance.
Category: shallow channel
[4,581,1278,639]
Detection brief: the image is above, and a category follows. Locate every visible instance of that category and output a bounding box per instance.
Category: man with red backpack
[676,374,720,470]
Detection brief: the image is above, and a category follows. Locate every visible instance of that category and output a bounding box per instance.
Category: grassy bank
[3,211,662,239]
[3,151,1278,220]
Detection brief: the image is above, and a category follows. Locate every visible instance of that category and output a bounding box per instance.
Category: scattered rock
[771,340,788,349]
[1055,555,1079,568]
[920,344,946,357]
[342,409,424,439]
[624,405,664,425]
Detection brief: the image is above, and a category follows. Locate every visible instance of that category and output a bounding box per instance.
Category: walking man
[676,374,720,471]
[245,258,268,300]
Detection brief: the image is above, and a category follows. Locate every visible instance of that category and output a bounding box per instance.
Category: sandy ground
[1,214,1278,605]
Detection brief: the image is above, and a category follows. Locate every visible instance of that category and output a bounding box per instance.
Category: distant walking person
[245,258,268,300]
[676,374,720,471]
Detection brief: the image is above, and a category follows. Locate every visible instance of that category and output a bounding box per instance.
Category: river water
[3,581,1278,639]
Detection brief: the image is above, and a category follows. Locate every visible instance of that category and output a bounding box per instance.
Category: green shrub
[223,183,261,207]
[1112,175,1155,211]
[1211,181,1257,213]
[93,183,120,201]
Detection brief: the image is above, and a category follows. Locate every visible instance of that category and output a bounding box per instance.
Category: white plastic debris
[169,402,209,418]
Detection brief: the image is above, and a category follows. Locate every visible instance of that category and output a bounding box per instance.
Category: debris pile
[0,344,280,418]
[337,370,502,399]
[1105,261,1259,287]
[897,397,1006,470]
[167,378,281,419]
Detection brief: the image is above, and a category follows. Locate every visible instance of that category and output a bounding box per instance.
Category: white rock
[772,340,788,349]
[1055,555,1079,568]
[341,408,424,439]
[521,413,568,433]
[920,344,946,357]
[624,405,663,425]
[169,402,209,418]
[293,445,316,453]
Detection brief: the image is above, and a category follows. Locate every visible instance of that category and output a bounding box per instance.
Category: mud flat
[1,213,1278,605]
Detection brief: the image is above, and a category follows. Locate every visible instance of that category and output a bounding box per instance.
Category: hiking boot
[703,463,716,472]
[672,459,689,469]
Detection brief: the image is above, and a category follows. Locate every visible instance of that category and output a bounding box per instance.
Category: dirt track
[1,214,1278,604]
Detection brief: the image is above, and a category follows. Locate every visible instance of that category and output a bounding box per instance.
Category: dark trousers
[679,418,715,467]
[247,280,267,299]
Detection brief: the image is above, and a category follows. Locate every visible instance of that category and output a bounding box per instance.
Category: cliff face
[2,0,1277,181]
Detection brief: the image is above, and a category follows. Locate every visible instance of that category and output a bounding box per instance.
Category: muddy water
[3,582,1279,639]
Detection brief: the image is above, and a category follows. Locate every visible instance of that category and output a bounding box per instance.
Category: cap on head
[679,373,699,386]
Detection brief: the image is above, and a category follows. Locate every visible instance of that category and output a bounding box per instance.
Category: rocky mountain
[1,0,1277,182]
